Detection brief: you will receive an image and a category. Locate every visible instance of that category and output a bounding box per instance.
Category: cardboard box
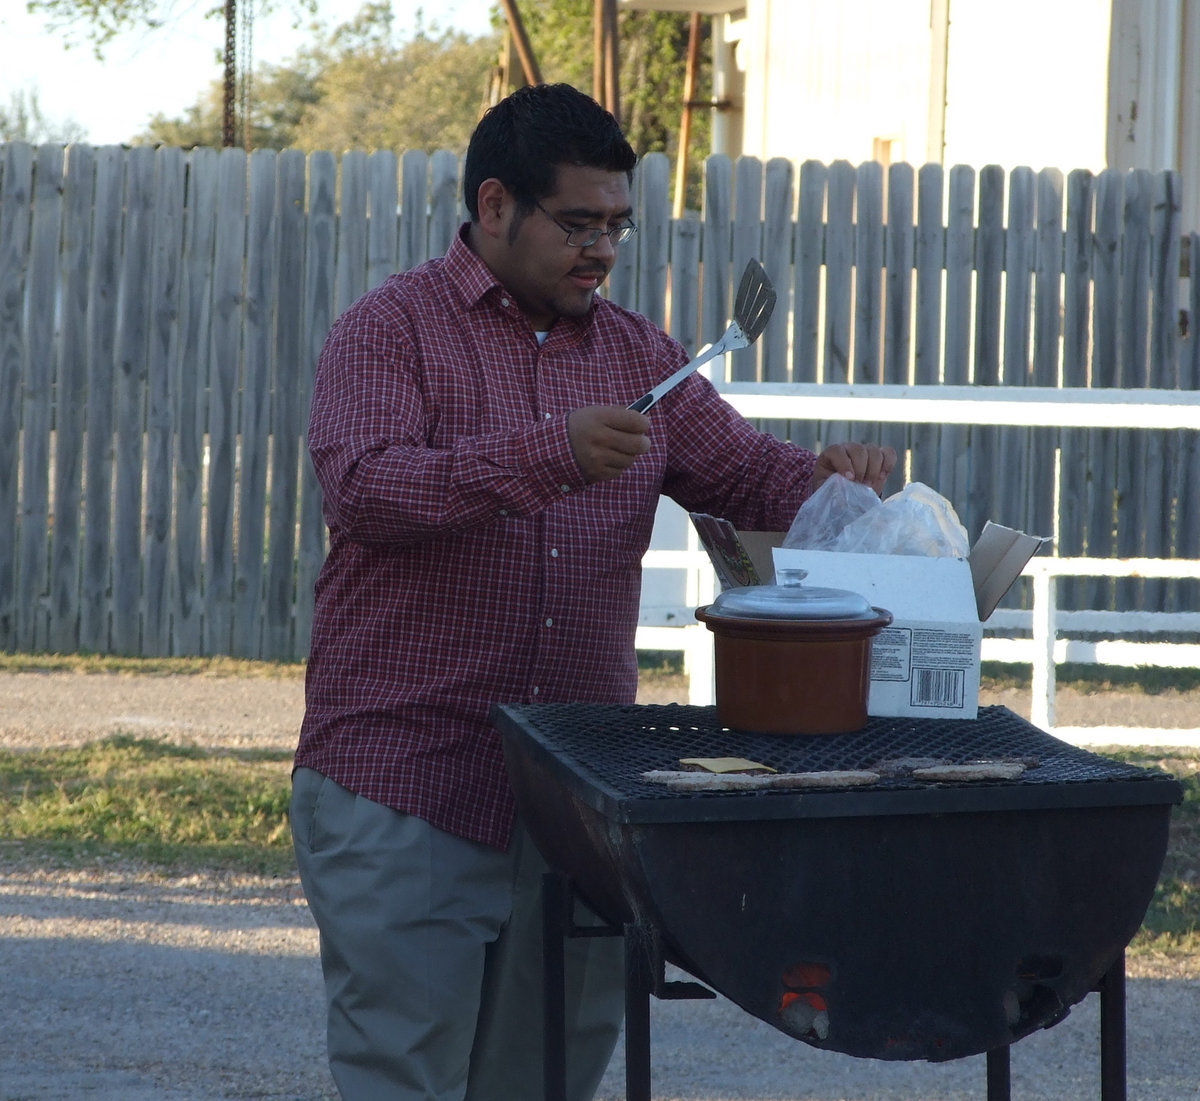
[690,514,1046,720]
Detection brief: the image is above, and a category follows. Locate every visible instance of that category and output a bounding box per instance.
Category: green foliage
[135,2,499,151]
[26,0,316,56]
[1107,749,1200,953]
[121,0,710,207]
[518,0,711,208]
[0,735,296,876]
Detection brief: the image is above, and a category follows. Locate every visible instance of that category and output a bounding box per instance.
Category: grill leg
[624,924,654,1101]
[1099,951,1127,1101]
[542,872,569,1101]
[986,1046,1011,1101]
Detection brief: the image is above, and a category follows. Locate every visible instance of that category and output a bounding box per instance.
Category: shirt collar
[445,222,597,336]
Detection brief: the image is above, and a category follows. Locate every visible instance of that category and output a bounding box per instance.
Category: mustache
[570,265,609,279]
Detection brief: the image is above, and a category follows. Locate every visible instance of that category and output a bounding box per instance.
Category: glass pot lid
[704,567,878,621]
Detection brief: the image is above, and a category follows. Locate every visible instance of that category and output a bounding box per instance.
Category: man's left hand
[812,442,897,494]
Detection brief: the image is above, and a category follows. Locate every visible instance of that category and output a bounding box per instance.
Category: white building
[622,0,1200,228]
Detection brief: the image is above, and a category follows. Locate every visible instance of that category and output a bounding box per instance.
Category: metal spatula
[627,259,777,413]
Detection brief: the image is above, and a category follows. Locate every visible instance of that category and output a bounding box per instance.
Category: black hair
[463,83,638,219]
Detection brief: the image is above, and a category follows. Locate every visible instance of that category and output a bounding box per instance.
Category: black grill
[494,700,1182,1075]
[499,702,1174,823]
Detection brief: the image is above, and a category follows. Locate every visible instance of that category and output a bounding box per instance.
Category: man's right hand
[567,406,651,483]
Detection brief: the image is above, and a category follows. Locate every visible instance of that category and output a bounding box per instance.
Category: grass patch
[0,734,295,876]
[0,652,305,678]
[1104,748,1200,958]
[981,661,1200,695]
[637,650,685,676]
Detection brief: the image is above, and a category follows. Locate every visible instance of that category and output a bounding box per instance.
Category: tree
[512,0,711,208]
[26,0,315,55]
[0,89,88,143]
[136,3,499,152]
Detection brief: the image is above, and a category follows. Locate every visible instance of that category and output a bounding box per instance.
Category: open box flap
[690,514,782,587]
[969,521,1051,621]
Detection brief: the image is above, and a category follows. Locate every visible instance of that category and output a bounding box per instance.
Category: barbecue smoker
[492,702,1182,1101]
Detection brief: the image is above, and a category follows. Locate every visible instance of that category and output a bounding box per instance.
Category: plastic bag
[782,475,970,558]
[781,473,880,551]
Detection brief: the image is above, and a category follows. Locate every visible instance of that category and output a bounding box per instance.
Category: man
[291,82,895,1101]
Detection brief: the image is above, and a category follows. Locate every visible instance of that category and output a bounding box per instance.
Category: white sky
[1,0,498,144]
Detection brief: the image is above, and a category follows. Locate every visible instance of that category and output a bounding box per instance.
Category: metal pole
[623,924,653,1101]
[222,0,237,148]
[673,13,702,218]
[985,1047,1011,1101]
[498,0,542,86]
[1099,952,1128,1101]
[541,873,568,1101]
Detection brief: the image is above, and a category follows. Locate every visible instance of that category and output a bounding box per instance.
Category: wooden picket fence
[1,141,1198,661]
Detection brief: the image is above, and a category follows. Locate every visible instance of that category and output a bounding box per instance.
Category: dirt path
[1,668,1196,753]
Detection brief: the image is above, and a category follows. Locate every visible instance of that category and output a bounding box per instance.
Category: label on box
[773,546,982,720]
[872,627,976,709]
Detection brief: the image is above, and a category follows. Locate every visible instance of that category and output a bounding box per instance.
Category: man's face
[489,164,633,330]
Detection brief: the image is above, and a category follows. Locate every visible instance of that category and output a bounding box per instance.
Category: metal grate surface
[494,703,1183,824]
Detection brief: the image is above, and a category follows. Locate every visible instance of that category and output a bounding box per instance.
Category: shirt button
[544,618,554,627]
[500,296,510,307]
[560,484,571,493]
[499,509,508,517]
[550,548,559,558]
[532,685,540,696]
[544,412,551,419]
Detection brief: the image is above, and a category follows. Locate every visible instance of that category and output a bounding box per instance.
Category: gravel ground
[1,671,1198,1100]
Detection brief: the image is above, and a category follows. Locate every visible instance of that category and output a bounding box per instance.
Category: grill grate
[496,703,1181,824]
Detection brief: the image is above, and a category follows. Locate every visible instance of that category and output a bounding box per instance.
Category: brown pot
[695,569,892,735]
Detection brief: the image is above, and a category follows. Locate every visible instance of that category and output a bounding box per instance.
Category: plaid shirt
[296,227,818,849]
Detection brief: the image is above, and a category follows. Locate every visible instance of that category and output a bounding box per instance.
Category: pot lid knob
[704,567,879,621]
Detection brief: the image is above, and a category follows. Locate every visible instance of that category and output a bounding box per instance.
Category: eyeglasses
[534,200,638,248]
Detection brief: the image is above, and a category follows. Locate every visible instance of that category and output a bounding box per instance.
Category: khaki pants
[290,768,625,1101]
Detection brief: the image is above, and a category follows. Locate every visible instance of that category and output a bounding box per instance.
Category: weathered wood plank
[78,148,124,652]
[19,144,63,651]
[203,149,248,656]
[429,149,460,258]
[1059,169,1094,609]
[0,143,34,650]
[999,166,1034,536]
[882,162,914,462]
[635,153,670,327]
[173,147,218,655]
[141,146,185,657]
[110,147,156,654]
[399,150,429,273]
[1116,170,1152,608]
[968,165,1005,538]
[232,149,276,658]
[367,150,399,291]
[760,157,793,441]
[730,155,764,383]
[910,162,945,488]
[335,151,368,316]
[791,159,826,385]
[48,143,95,653]
[700,154,733,351]
[264,149,308,661]
[669,214,701,358]
[295,152,338,656]
[1149,170,1182,608]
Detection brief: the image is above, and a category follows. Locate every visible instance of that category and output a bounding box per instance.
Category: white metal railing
[635,381,1200,746]
[716,382,1200,430]
[982,557,1200,747]
[636,551,1200,748]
